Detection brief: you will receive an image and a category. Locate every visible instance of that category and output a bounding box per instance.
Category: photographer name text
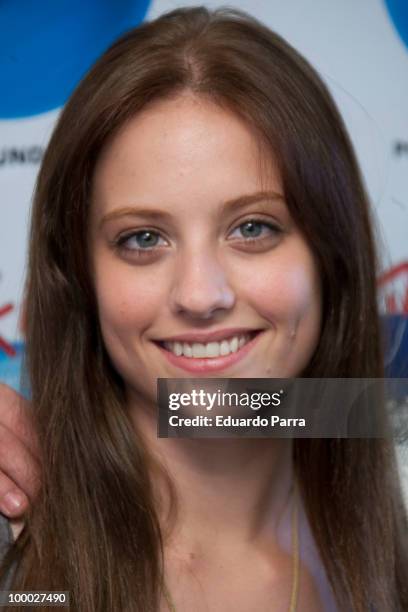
[167,415,305,428]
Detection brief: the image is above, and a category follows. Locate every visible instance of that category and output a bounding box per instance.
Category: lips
[157,327,262,344]
[154,329,264,374]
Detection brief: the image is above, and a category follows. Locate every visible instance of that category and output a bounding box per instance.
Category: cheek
[237,244,321,331]
[93,262,165,344]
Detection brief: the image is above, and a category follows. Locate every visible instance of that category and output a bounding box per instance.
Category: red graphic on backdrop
[0,302,16,356]
[378,262,408,314]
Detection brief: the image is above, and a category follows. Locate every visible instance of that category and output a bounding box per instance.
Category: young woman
[0,6,407,611]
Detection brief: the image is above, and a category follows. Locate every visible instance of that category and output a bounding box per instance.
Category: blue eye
[116,230,165,252]
[231,219,282,240]
[115,219,282,261]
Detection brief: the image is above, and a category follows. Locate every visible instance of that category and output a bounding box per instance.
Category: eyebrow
[99,190,285,228]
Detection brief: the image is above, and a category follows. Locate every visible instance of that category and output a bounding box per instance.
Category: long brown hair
[1,6,407,611]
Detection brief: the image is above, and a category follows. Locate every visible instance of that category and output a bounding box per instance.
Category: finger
[0,422,41,501]
[0,383,40,459]
[0,471,29,518]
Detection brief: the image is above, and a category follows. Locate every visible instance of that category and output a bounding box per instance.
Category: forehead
[90,93,282,220]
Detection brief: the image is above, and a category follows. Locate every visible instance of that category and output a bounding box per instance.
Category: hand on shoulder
[0,383,41,518]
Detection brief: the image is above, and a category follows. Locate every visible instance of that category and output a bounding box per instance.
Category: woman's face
[89,94,322,405]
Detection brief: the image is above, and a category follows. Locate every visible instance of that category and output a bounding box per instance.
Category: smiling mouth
[155,330,262,360]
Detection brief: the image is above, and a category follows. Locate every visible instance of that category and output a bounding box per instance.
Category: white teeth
[220,339,230,356]
[173,342,183,356]
[163,333,252,358]
[192,343,207,358]
[206,342,220,358]
[230,336,239,353]
[183,342,193,357]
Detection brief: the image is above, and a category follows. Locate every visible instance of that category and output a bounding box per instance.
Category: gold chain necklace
[162,480,300,612]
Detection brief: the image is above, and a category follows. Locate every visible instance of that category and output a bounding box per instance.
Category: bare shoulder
[9,519,24,541]
[297,559,327,612]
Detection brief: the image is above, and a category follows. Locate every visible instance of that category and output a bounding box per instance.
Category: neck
[129,390,294,557]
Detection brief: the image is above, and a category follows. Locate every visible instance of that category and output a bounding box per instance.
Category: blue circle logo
[384,0,408,50]
[0,0,150,119]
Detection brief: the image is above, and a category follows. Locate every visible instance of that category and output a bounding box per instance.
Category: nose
[169,249,236,320]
